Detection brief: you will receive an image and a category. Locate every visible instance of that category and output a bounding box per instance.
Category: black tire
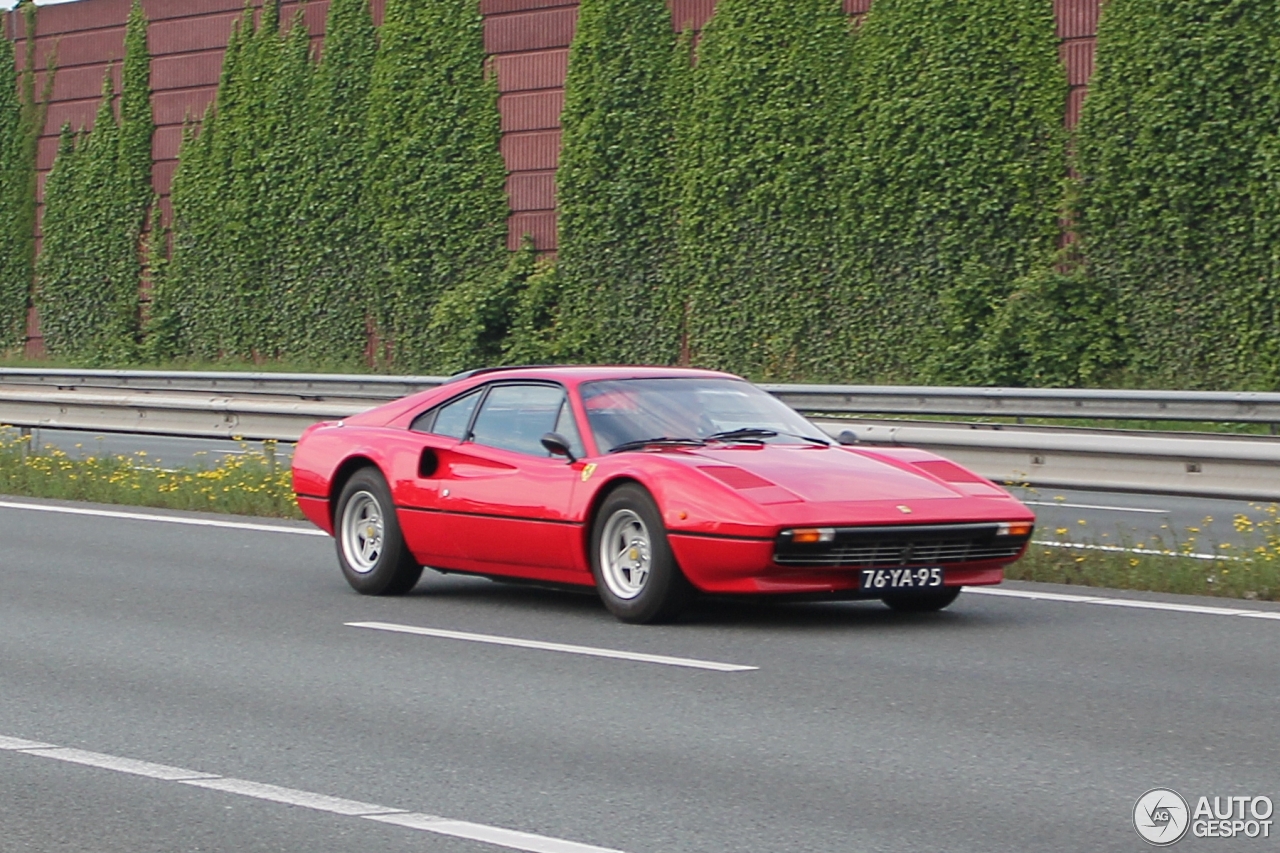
[882,587,962,612]
[590,484,693,624]
[334,468,423,596]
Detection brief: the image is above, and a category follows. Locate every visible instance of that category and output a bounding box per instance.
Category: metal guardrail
[820,420,1280,501]
[764,383,1280,424]
[3,368,1279,423]
[1,369,1278,499]
[0,368,444,401]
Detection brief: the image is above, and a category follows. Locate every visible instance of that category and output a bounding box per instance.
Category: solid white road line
[968,586,1280,621]
[346,621,758,673]
[0,499,326,536]
[1022,500,1168,514]
[1030,539,1227,561]
[3,734,626,853]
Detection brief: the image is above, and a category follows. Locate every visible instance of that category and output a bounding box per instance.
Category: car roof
[443,365,743,386]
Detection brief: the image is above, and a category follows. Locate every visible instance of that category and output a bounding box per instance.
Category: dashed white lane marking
[968,587,1280,620]
[366,813,628,853]
[181,777,403,816]
[346,621,758,673]
[1023,500,1168,514]
[0,735,625,853]
[0,499,326,536]
[0,735,54,750]
[22,747,219,781]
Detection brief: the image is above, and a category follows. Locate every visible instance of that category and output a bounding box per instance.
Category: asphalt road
[1,497,1278,852]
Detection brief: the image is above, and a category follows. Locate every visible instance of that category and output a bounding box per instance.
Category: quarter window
[414,389,482,439]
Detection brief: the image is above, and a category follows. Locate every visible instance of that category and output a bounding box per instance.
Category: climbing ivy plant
[0,33,25,350]
[36,0,152,361]
[364,0,509,371]
[0,1,51,352]
[158,1,313,360]
[675,0,857,380]
[847,0,1066,385]
[285,0,378,367]
[554,0,683,366]
[1074,0,1280,389]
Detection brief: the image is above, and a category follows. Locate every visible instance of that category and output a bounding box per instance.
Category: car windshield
[579,378,826,453]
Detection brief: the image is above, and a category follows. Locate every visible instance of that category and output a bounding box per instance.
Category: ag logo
[1134,788,1190,846]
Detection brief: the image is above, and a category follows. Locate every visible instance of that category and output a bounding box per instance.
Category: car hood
[682,445,974,504]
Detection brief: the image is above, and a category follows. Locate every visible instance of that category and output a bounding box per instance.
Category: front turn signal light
[789,528,835,543]
[997,521,1034,537]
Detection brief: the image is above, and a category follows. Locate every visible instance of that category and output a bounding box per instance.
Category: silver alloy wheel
[599,508,651,600]
[340,490,384,575]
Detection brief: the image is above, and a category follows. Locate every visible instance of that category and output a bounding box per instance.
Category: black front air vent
[774,523,1030,568]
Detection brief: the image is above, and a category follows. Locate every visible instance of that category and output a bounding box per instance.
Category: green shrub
[364,0,509,371]
[555,0,683,365]
[977,266,1124,387]
[675,0,856,381]
[847,0,1066,385]
[1074,0,1280,389]
[428,240,537,373]
[501,259,568,365]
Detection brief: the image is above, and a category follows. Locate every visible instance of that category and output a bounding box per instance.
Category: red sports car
[292,366,1035,623]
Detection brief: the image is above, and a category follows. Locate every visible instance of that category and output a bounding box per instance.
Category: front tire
[882,587,961,612]
[335,468,423,596]
[591,484,692,624]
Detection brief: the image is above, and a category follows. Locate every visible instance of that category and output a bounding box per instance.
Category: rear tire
[882,587,961,612]
[334,468,423,596]
[590,484,692,624]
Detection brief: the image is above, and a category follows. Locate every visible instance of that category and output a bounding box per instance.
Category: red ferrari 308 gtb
[292,366,1035,623]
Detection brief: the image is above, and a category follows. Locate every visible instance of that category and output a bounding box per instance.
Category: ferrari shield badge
[581,463,598,483]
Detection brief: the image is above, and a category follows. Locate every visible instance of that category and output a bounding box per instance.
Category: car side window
[413,389,482,439]
[469,384,569,457]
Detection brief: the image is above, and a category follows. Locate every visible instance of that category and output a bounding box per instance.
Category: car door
[393,387,485,566]
[433,383,588,580]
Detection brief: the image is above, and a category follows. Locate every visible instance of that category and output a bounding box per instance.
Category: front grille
[774,523,1030,568]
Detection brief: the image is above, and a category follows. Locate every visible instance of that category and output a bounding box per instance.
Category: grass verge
[0,429,302,519]
[1009,507,1280,601]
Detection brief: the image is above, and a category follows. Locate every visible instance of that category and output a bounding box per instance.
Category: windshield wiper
[785,431,832,446]
[607,437,706,454]
[705,427,831,446]
[705,428,777,442]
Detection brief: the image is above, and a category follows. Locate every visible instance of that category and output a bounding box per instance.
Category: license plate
[860,567,944,591]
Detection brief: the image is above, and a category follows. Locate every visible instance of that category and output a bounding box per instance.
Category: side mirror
[837,430,859,446]
[541,432,577,463]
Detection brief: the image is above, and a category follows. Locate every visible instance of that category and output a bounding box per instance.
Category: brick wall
[7,0,1101,355]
